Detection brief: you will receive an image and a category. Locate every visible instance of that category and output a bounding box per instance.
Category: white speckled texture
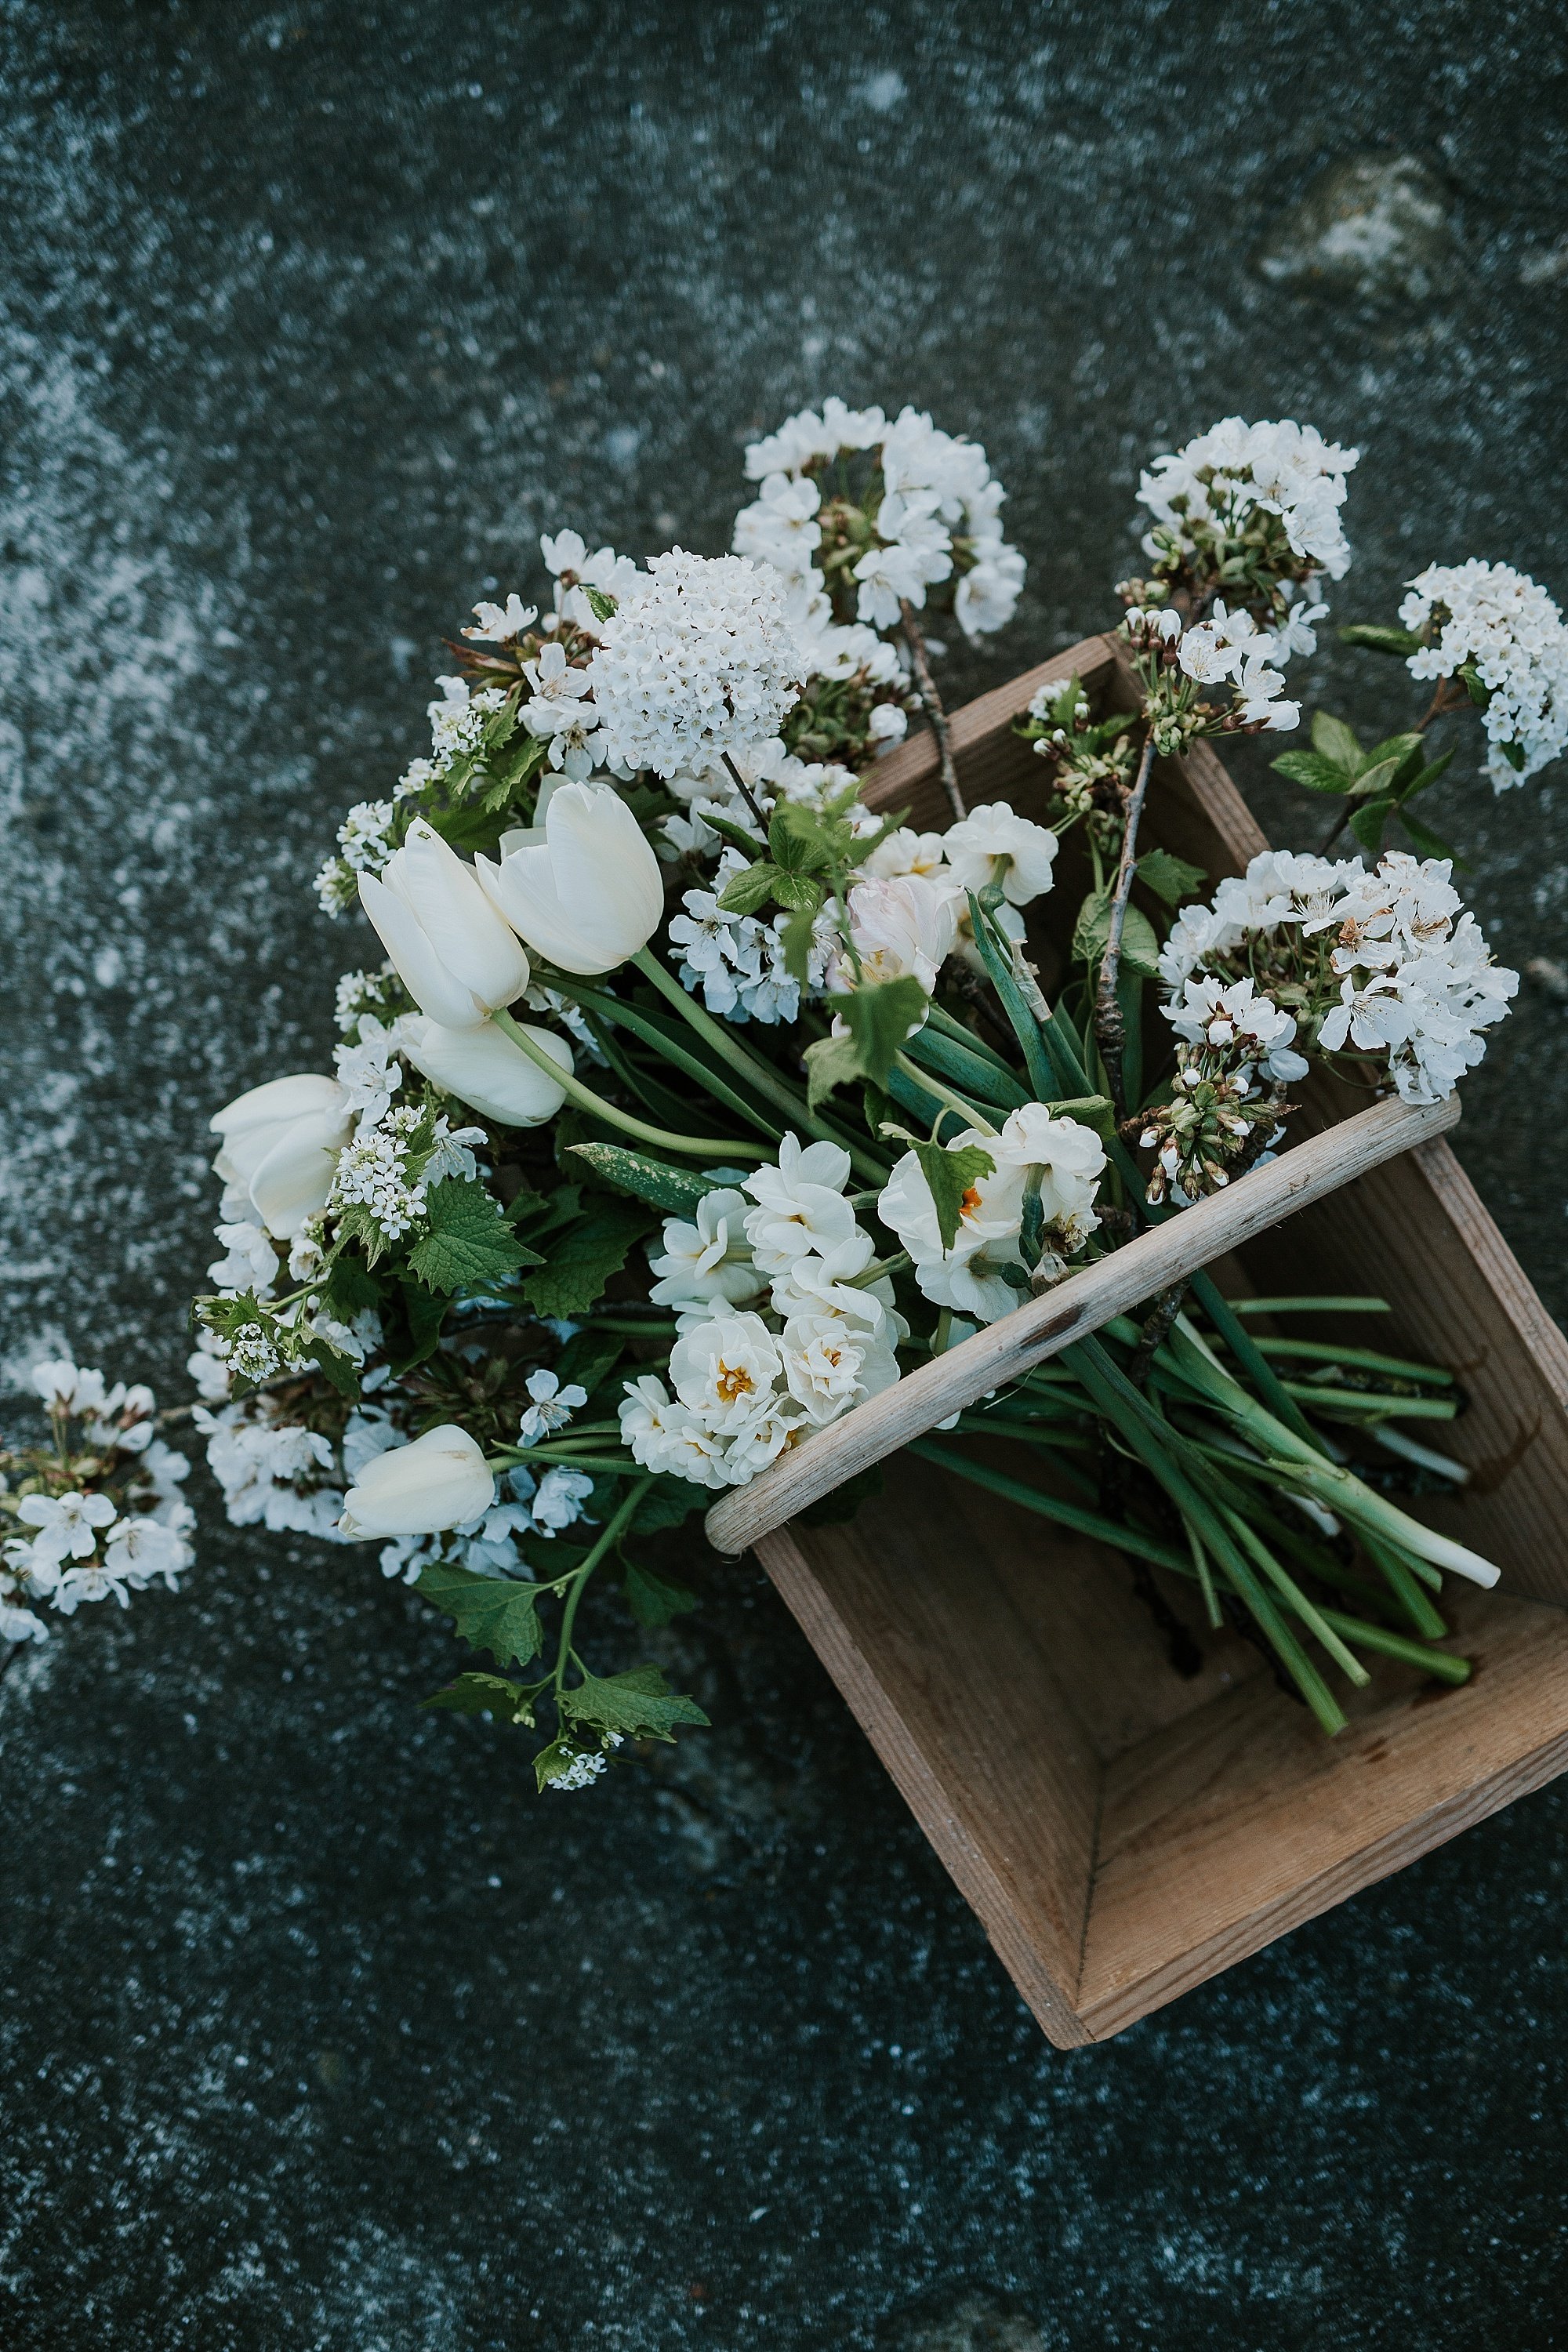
[2,5,1566,2345]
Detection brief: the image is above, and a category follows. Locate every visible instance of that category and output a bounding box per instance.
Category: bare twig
[1093,731,1158,1118]
[721,750,771,833]
[899,601,965,823]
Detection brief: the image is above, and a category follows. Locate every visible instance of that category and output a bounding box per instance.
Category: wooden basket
[711,634,1568,2046]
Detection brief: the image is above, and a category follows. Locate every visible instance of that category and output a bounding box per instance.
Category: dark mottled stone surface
[2,5,1567,2345]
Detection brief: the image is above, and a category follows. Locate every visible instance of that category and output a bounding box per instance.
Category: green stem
[630,947,887,1183]
[892,1051,997,1135]
[491,1009,770,1160]
[554,1478,650,1694]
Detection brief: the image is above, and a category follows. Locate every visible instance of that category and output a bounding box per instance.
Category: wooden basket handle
[704,1091,1461,1556]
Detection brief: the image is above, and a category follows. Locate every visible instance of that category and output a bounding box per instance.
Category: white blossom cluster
[1138,416,1359,585]
[877,1105,1107,1323]
[1132,601,1305,730]
[1160,849,1519,1105]
[1399,559,1568,789]
[2,1360,194,1642]
[619,1136,906,1487]
[668,847,831,1025]
[735,398,1025,641]
[586,549,804,779]
[334,963,411,1042]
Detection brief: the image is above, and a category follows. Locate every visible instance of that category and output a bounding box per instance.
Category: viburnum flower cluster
[586,549,805,779]
[1399,559,1568,789]
[1,1359,194,1641]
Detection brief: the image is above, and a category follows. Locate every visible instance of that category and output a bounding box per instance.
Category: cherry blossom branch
[899,601,966,823]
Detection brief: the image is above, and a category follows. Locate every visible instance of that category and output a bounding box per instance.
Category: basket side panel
[753,1459,1104,2049]
[1077,1586,1568,2034]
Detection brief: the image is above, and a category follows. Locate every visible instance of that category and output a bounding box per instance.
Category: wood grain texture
[739,653,1568,2044]
[704,1091,1461,1555]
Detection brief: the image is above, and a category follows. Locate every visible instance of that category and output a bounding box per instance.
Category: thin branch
[720,750,771,833]
[899,601,965,823]
[1092,731,1158,1119]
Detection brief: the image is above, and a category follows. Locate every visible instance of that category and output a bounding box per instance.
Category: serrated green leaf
[717,861,784,916]
[301,1327,361,1401]
[1310,712,1364,772]
[913,1139,996,1250]
[1338,622,1425,656]
[520,1200,655,1319]
[561,1663,710,1744]
[408,1178,542,1295]
[623,1560,700,1626]
[1348,794,1396,852]
[1346,755,1405,802]
[840,976,930,1087]
[1134,848,1207,905]
[321,1254,382,1323]
[418,1562,543,1669]
[1271,750,1360,795]
[565,1143,713,1216]
[804,1029,862,1110]
[1363,731,1426,784]
[423,1671,535,1726]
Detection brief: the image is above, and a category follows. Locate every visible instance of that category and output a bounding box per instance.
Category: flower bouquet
[143,400,1565,1813]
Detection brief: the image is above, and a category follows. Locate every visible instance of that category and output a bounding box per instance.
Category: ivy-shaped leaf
[418,1560,543,1669]
[560,1663,710,1744]
[408,1178,542,1295]
[520,1200,656,1319]
[622,1560,700,1627]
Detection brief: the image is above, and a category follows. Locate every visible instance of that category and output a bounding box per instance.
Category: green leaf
[1271,750,1360,795]
[717,861,784,916]
[1345,755,1406,803]
[630,1475,707,1534]
[623,1560,699,1626]
[387,1278,448,1374]
[550,1327,625,1402]
[1310,712,1365,772]
[913,1139,996,1250]
[1072,887,1158,976]
[1338,622,1424,656]
[1396,746,1456,804]
[706,810,768,859]
[805,976,928,1105]
[779,902,822,985]
[581,583,617,622]
[520,1200,656,1319]
[797,1463,884,1527]
[771,869,824,914]
[417,1562,543,1669]
[408,1178,542,1294]
[422,1671,535,1726]
[565,1143,713,1217]
[1460,663,1492,710]
[1348,795,1396,853]
[301,1327,361,1401]
[1498,735,1525,771]
[560,1663,710,1744]
[1397,808,1467,866]
[320,1254,382,1323]
[1363,731,1426,786]
[1134,848,1207,905]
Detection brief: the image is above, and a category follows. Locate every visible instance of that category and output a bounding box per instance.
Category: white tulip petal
[399,1014,573,1127]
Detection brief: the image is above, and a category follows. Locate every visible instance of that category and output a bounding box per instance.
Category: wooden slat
[705,1091,1460,1556]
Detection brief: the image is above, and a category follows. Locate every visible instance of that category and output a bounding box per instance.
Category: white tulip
[943,801,1059,908]
[358,819,532,1028]
[397,1011,574,1127]
[476,780,665,976]
[338,1424,495,1539]
[210,1072,354,1239]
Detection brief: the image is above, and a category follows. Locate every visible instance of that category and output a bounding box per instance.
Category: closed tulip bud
[475,780,665,976]
[210,1073,354,1239]
[359,819,532,1028]
[397,1011,574,1127]
[338,1425,495,1539]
